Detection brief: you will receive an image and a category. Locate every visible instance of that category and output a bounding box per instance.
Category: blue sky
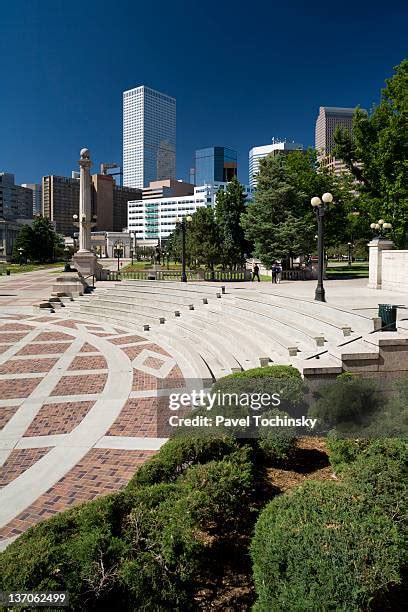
[0,0,406,185]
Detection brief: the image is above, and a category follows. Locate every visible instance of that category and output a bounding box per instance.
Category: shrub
[327,434,408,472]
[309,376,384,433]
[217,365,302,381]
[344,453,408,526]
[0,494,131,610]
[178,446,255,530]
[0,435,259,610]
[129,435,239,487]
[210,365,307,423]
[257,409,296,463]
[251,481,404,611]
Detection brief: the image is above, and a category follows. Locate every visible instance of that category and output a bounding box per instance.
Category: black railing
[103,268,251,282]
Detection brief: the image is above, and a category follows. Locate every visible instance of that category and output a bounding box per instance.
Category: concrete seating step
[225,294,361,345]
[173,315,262,369]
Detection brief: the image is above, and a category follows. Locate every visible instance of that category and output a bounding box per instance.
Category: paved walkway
[0,269,188,549]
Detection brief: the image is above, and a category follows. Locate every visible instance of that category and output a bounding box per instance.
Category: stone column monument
[72,148,97,277]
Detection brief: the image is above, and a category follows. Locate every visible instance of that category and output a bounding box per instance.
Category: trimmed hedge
[327,435,408,473]
[0,436,256,610]
[217,365,302,381]
[309,376,384,432]
[129,434,240,487]
[251,480,405,611]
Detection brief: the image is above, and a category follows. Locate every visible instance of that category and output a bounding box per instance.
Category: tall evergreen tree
[215,176,250,268]
[242,150,351,268]
[334,59,408,246]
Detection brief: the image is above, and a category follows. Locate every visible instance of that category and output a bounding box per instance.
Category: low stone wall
[381,250,408,293]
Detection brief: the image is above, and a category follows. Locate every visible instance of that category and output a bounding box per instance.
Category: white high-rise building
[123,85,176,189]
[128,182,253,243]
[249,141,303,189]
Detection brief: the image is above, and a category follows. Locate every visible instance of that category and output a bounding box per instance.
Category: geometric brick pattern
[0,448,52,487]
[0,307,187,546]
[23,401,95,437]
[0,449,155,540]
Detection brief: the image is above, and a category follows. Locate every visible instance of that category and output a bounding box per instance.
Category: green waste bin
[378,304,397,332]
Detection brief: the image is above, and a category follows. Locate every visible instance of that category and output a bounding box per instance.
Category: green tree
[334,59,408,247]
[242,150,352,268]
[13,216,64,263]
[215,177,250,268]
[187,207,221,270]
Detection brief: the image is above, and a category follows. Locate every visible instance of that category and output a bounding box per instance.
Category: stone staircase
[60,280,408,382]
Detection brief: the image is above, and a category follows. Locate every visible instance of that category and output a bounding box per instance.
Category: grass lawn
[325,263,369,279]
[0,261,65,275]
[122,261,183,272]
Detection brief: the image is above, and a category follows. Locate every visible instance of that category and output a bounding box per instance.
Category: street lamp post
[370,219,392,238]
[113,240,124,272]
[18,247,24,266]
[176,216,192,282]
[311,192,333,302]
[347,242,353,267]
[64,246,71,272]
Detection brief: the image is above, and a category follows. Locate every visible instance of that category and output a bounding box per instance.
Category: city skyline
[1,0,407,186]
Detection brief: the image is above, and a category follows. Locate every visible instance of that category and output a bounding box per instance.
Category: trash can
[378,304,397,332]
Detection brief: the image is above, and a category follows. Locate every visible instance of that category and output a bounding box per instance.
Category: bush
[309,376,384,432]
[251,481,404,611]
[129,435,239,487]
[217,365,302,381]
[0,435,259,610]
[257,409,296,463]
[0,494,131,610]
[178,446,255,530]
[344,453,408,527]
[327,435,408,473]
[209,365,307,426]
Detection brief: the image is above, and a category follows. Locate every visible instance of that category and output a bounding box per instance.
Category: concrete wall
[381,250,408,293]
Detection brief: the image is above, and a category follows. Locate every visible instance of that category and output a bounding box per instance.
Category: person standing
[276,262,282,284]
[271,263,277,283]
[252,264,260,282]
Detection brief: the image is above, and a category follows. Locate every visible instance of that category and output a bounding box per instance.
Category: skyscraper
[249,141,303,189]
[123,85,176,189]
[315,106,356,173]
[192,147,237,186]
[21,183,42,215]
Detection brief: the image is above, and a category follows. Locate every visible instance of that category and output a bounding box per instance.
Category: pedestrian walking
[252,264,260,282]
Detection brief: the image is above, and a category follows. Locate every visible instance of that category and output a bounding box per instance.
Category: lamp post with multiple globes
[370,219,392,238]
[176,215,192,282]
[311,192,334,302]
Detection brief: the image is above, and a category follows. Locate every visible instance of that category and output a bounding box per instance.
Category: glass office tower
[123,85,176,188]
[193,147,237,185]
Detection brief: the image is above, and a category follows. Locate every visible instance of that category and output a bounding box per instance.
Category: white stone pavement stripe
[4,434,167,451]
[0,336,84,448]
[0,372,46,380]
[0,323,134,528]
[0,321,75,366]
[10,352,101,360]
[0,393,102,408]
[95,436,167,450]
[0,369,108,380]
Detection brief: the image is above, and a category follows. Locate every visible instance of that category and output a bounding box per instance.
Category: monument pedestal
[51,272,88,298]
[73,251,97,280]
[368,238,394,289]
